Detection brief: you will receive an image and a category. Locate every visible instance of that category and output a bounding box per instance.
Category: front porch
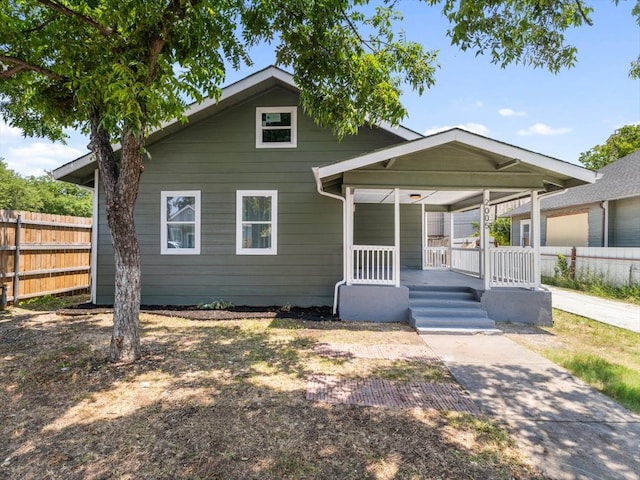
[312,129,598,329]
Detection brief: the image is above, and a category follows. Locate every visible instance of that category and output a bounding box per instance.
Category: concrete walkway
[546,285,640,333]
[423,335,640,480]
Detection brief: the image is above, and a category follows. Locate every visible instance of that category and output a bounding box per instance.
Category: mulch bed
[57,304,337,321]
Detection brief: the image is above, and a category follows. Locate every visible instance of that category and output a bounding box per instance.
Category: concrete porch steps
[408,285,501,334]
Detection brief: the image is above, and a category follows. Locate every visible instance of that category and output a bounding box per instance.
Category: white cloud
[0,120,23,140]
[475,100,484,108]
[517,123,572,136]
[6,143,85,177]
[424,123,490,137]
[498,108,527,117]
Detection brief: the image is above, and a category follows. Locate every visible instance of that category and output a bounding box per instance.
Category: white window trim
[256,106,297,148]
[520,219,531,247]
[161,190,201,255]
[236,190,278,255]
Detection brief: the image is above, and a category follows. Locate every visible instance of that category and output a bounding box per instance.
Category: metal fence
[540,246,640,286]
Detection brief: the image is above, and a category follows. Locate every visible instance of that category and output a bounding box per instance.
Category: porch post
[531,190,541,289]
[482,190,491,290]
[449,212,454,269]
[394,188,400,287]
[345,187,354,286]
[421,204,426,270]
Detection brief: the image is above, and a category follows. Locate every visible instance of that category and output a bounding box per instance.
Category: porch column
[421,204,426,270]
[482,190,491,290]
[531,190,541,289]
[394,188,400,287]
[345,187,354,285]
[448,211,454,269]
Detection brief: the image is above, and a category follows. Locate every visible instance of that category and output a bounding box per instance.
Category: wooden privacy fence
[541,246,640,287]
[0,210,92,305]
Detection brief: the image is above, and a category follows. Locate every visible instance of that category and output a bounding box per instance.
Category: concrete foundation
[339,285,409,322]
[479,288,552,326]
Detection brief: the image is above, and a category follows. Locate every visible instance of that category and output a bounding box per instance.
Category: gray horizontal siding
[96,86,403,306]
[610,197,640,247]
[353,203,422,269]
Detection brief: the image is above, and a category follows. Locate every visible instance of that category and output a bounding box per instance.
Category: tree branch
[574,0,594,26]
[36,0,114,36]
[0,55,62,80]
[340,8,375,54]
[0,65,26,79]
[22,17,56,35]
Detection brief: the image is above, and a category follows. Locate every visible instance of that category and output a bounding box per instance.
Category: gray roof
[507,150,640,216]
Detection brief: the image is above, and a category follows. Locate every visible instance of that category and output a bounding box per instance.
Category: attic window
[256,106,297,148]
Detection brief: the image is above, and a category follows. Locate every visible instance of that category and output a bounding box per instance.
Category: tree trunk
[89,111,144,363]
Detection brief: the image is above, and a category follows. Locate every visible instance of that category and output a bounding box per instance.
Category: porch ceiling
[354,188,482,206]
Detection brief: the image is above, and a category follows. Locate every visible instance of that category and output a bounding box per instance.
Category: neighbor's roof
[52,65,422,186]
[507,150,640,216]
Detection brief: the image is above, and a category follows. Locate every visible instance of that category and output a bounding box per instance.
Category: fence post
[13,214,21,306]
[570,246,577,281]
[1,285,6,309]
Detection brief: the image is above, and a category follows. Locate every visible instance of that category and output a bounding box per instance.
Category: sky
[1,1,638,177]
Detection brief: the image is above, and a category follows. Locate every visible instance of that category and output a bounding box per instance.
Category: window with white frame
[161,191,201,255]
[236,190,277,255]
[520,219,531,247]
[256,107,297,148]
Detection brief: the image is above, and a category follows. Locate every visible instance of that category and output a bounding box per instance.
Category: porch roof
[314,129,600,211]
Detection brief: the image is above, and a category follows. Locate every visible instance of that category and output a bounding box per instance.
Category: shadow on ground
[0,311,544,479]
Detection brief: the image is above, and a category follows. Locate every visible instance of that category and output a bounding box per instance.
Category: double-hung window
[256,107,297,148]
[161,191,201,255]
[236,190,277,255]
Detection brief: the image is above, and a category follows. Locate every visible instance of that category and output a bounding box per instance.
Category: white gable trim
[54,66,420,181]
[316,128,598,184]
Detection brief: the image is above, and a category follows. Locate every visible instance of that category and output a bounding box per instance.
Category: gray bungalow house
[508,150,640,248]
[54,66,598,329]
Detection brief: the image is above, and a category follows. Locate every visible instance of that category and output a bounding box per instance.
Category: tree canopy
[1,0,633,362]
[0,159,92,216]
[578,124,640,171]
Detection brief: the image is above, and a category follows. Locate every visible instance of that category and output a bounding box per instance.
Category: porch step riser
[405,285,473,293]
[411,308,488,319]
[411,318,497,329]
[409,293,476,302]
[409,299,482,309]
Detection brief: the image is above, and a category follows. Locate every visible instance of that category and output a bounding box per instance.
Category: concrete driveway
[423,334,640,480]
[546,285,640,333]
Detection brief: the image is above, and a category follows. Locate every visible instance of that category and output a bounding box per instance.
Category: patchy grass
[17,293,91,311]
[506,309,640,413]
[0,311,543,479]
[542,275,640,305]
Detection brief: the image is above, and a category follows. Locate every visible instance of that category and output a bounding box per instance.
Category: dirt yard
[0,308,544,479]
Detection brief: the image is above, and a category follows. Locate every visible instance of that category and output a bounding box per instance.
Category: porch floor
[400,268,485,291]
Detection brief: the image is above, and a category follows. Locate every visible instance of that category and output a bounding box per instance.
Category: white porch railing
[423,246,449,270]
[351,245,397,285]
[489,247,536,287]
[451,248,481,276]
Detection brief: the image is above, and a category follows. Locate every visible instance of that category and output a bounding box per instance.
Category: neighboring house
[508,151,640,247]
[53,66,598,325]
